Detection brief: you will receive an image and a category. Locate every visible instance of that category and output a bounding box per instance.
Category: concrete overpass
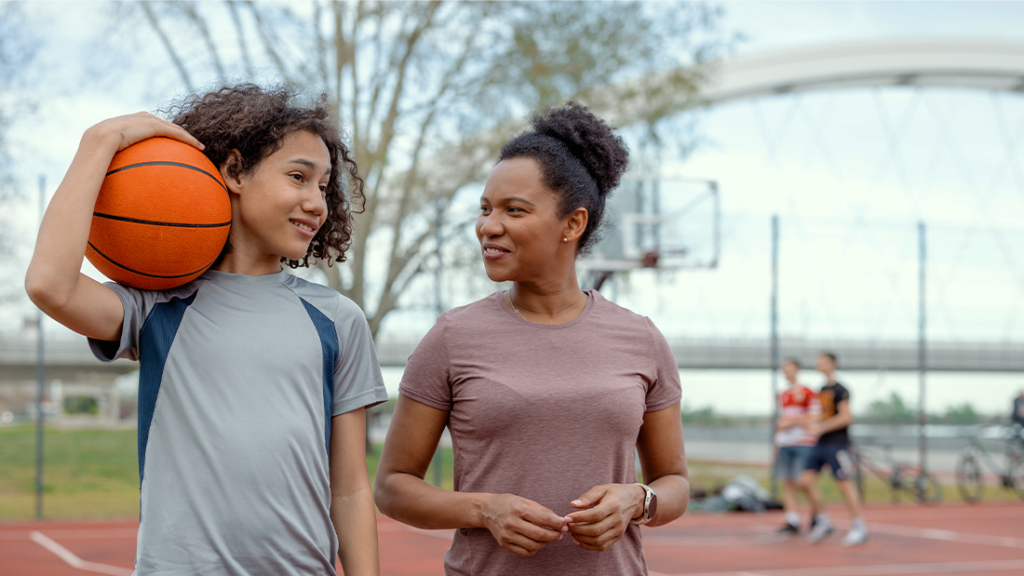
[700,38,1024,105]
[373,336,1023,372]
[4,333,1019,379]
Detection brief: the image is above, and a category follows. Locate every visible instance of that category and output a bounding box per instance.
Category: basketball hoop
[579,176,719,291]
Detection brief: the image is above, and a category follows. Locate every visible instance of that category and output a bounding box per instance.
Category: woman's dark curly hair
[166,83,363,268]
[498,101,629,256]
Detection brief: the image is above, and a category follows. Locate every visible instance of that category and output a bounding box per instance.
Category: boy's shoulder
[281,274,364,323]
[796,383,817,395]
[783,384,815,401]
[821,381,851,398]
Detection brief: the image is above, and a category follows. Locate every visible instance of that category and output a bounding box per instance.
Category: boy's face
[229,130,331,263]
[816,354,836,376]
[782,361,799,384]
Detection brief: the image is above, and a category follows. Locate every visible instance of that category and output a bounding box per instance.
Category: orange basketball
[86,137,231,290]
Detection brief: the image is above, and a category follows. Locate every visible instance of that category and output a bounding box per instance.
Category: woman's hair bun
[528,101,629,196]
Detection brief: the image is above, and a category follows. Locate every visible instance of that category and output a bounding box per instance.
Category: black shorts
[803,443,855,480]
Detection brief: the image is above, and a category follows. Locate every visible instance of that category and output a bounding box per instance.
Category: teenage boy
[800,352,868,546]
[774,358,821,534]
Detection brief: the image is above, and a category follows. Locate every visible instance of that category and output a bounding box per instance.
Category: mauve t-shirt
[399,290,682,576]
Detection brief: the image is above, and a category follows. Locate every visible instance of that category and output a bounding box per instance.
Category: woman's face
[476,157,574,284]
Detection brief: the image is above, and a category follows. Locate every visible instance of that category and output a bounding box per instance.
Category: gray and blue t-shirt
[90,268,388,576]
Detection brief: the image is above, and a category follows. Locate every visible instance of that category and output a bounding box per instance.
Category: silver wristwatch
[629,483,658,525]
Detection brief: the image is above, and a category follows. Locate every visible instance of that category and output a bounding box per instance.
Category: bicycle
[955,424,1024,503]
[850,440,943,504]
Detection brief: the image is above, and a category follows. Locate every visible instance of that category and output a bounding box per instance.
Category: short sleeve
[837,384,851,405]
[87,282,168,362]
[332,298,389,415]
[398,315,452,411]
[644,318,682,412]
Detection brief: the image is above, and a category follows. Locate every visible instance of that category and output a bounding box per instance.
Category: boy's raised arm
[24,112,203,342]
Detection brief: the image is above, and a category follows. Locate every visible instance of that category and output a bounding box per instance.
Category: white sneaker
[807,518,834,543]
[843,525,869,547]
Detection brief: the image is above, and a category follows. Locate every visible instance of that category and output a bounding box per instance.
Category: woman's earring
[563,237,568,243]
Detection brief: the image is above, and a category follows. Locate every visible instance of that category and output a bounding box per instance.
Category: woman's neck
[507,277,588,325]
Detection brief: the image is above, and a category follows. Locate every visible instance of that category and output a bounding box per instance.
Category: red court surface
[2,503,1022,576]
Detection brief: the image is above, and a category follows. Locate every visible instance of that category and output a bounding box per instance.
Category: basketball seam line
[87,242,219,280]
[105,161,228,193]
[92,213,231,228]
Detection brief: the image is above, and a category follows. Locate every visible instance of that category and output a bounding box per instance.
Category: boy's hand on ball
[85,112,204,153]
[564,484,643,552]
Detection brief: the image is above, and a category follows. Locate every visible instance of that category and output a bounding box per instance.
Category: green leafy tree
[865,392,917,424]
[939,403,980,425]
[121,0,731,335]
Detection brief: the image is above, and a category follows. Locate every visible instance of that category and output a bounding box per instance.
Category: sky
[2,1,1023,413]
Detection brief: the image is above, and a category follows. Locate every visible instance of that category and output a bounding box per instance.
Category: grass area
[1,425,1019,521]
[0,425,139,520]
[0,425,456,521]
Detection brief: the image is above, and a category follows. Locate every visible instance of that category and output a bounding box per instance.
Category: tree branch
[242,0,292,82]
[139,1,194,92]
[313,1,329,86]
[179,1,226,81]
[368,1,440,178]
[224,0,255,76]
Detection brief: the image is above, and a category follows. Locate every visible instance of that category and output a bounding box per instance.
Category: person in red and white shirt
[774,358,821,534]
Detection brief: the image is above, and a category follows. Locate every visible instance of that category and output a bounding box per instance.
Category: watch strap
[629,483,655,525]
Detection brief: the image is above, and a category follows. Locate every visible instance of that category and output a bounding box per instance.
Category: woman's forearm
[646,474,690,527]
[375,471,492,530]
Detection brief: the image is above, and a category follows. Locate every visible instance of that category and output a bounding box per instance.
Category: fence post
[35,175,46,520]
[770,214,780,496]
[918,221,927,474]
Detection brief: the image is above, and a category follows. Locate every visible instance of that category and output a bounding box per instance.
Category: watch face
[648,492,658,520]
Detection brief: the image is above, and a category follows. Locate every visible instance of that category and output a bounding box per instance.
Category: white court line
[650,559,1024,576]
[867,523,1024,549]
[862,507,1024,522]
[29,531,134,576]
[0,529,137,541]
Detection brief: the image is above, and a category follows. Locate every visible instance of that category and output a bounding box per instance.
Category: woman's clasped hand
[482,483,644,557]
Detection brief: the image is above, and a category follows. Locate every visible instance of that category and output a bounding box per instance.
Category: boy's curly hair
[166,83,363,268]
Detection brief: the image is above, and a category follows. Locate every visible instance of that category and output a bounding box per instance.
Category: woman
[374,102,688,576]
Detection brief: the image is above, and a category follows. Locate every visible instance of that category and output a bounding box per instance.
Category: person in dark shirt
[1013,391,1024,427]
[1012,391,1024,452]
[799,352,868,546]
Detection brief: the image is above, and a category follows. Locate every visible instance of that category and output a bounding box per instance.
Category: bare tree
[122,0,730,336]
[0,1,40,303]
[0,2,38,201]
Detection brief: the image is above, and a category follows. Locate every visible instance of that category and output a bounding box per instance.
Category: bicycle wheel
[956,454,984,503]
[913,472,943,504]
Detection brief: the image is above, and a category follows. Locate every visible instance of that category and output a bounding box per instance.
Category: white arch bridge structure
[2,40,1023,398]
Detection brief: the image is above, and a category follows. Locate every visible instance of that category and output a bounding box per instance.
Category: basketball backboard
[579,177,720,290]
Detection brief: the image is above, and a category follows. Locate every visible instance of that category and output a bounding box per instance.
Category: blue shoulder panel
[299,298,339,454]
[137,291,197,485]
